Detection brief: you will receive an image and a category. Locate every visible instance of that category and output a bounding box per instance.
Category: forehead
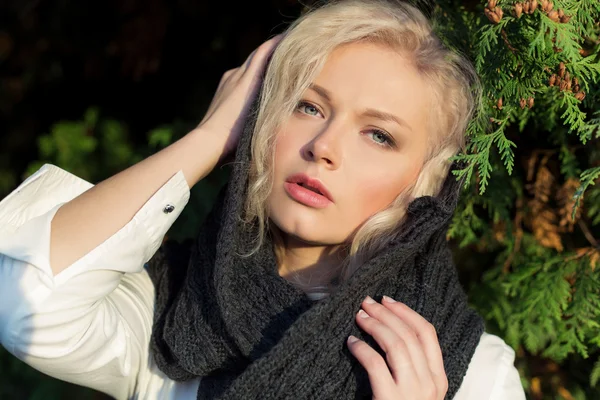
[310,41,431,130]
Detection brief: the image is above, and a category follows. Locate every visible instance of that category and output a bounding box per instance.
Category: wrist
[176,127,226,187]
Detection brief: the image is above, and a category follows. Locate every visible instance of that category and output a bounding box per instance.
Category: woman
[0,0,525,399]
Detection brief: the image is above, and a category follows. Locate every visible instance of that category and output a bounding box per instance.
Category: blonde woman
[0,0,525,399]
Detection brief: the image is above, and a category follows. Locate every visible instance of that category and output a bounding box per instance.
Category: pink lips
[284,173,333,208]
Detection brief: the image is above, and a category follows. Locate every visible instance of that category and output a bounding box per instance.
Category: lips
[285,173,334,203]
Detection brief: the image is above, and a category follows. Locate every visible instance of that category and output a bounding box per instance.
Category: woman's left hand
[347,295,448,400]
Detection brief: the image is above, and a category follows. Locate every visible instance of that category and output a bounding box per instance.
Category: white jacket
[0,164,526,400]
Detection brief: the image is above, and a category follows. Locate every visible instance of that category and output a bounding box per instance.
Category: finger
[360,297,434,385]
[216,68,238,93]
[355,306,422,387]
[347,335,396,399]
[242,34,284,76]
[381,296,447,387]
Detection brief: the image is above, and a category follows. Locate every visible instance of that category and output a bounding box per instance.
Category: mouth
[284,173,334,208]
[285,173,334,202]
[296,182,324,196]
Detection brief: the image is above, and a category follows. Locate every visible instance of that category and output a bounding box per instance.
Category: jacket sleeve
[0,164,190,400]
[454,332,526,400]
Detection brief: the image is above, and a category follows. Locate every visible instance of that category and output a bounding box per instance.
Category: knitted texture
[147,82,485,399]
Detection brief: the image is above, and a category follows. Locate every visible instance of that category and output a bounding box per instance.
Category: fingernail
[364,296,376,304]
[382,295,396,303]
[348,335,359,344]
[358,309,369,318]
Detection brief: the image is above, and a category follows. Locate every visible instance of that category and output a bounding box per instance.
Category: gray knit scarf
[147,82,485,399]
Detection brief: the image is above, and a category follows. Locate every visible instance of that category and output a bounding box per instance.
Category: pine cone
[497,97,503,110]
[558,62,566,78]
[559,80,568,91]
[560,14,571,23]
[514,2,523,18]
[574,92,586,101]
[487,0,497,9]
[520,98,527,109]
[528,0,538,13]
[523,1,531,13]
[549,74,557,86]
[495,6,503,19]
[548,10,560,22]
[543,0,554,12]
[527,97,534,108]
[485,7,502,23]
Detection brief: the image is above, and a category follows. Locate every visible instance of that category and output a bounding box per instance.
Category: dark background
[0,0,317,195]
[0,1,316,398]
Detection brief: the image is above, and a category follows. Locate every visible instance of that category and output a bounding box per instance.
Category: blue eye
[297,101,320,116]
[366,129,395,148]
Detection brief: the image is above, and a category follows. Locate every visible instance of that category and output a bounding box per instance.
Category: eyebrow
[308,83,413,132]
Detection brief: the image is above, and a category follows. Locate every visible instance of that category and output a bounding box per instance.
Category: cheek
[273,131,300,171]
[347,163,419,221]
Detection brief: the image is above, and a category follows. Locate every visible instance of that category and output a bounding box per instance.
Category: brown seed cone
[514,2,523,18]
[573,77,579,86]
[485,8,501,23]
[573,84,580,93]
[497,97,503,110]
[558,8,564,18]
[575,92,586,101]
[553,46,563,53]
[528,97,534,108]
[488,0,497,9]
[559,80,568,91]
[548,10,560,22]
[541,0,549,12]
[529,0,538,12]
[546,1,554,12]
[523,1,531,13]
[520,98,527,109]
[549,74,557,86]
[566,78,572,91]
[564,71,570,82]
[495,6,504,19]
[558,62,566,78]
[560,15,571,23]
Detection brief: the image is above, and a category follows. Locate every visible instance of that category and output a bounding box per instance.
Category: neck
[273,229,347,291]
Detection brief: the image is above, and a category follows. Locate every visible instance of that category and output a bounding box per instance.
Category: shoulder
[453,332,526,400]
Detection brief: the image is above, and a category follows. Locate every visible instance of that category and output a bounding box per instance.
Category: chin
[267,192,346,246]
[270,214,326,245]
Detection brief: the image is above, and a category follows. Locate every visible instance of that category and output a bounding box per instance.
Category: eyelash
[295,100,396,149]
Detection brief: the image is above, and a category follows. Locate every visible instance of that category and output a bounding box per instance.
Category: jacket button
[163,204,175,214]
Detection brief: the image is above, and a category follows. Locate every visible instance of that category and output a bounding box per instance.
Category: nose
[301,122,343,169]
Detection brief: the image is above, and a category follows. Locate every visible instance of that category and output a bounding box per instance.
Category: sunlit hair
[241,0,481,290]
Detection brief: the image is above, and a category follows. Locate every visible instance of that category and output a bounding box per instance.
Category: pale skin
[48,35,447,399]
[267,41,447,399]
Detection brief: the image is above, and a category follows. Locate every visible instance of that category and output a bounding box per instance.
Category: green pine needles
[435,0,600,397]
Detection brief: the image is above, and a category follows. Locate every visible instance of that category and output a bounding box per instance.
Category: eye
[365,129,396,149]
[296,101,322,117]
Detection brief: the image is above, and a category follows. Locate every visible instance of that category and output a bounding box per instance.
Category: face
[267,41,431,249]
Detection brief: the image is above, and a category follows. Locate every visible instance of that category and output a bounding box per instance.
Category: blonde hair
[242,0,481,289]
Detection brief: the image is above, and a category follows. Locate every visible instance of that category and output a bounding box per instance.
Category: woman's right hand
[197,34,284,164]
